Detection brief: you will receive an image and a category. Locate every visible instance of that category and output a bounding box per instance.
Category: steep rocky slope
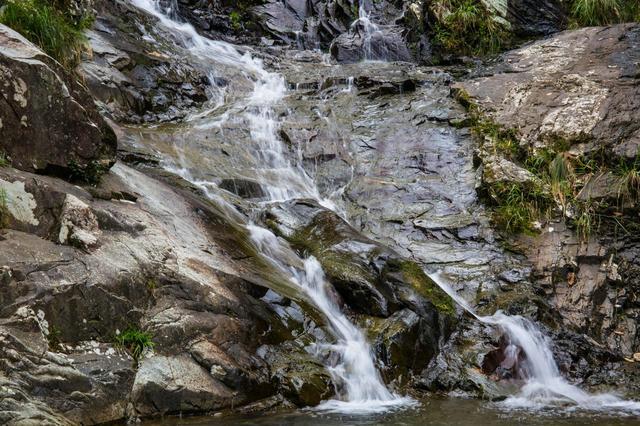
[1,0,640,424]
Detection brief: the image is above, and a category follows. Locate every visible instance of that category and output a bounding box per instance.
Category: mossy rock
[382,259,456,317]
[287,210,397,317]
[260,343,334,407]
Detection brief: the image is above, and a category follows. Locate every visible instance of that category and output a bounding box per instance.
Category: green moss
[0,0,93,69]
[431,0,511,57]
[390,259,456,316]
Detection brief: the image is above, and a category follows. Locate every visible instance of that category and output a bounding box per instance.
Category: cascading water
[130,0,412,413]
[249,226,415,413]
[132,0,325,203]
[352,0,382,61]
[432,272,640,414]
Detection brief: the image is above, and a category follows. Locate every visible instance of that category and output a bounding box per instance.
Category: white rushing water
[249,226,415,413]
[352,0,384,61]
[131,0,411,414]
[432,272,640,414]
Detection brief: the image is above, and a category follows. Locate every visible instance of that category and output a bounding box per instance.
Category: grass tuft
[0,0,93,69]
[432,0,510,57]
[570,0,640,26]
[115,327,154,365]
[0,152,9,168]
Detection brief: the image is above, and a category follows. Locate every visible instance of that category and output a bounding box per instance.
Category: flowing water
[432,273,640,414]
[131,0,412,414]
[130,0,640,421]
[353,0,382,61]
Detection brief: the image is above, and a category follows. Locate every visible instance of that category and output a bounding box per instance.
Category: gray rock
[0,25,116,178]
[132,355,234,416]
[456,24,640,159]
[331,24,413,63]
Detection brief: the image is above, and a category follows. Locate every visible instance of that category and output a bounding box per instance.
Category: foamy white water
[431,272,640,414]
[130,0,412,413]
[249,225,415,413]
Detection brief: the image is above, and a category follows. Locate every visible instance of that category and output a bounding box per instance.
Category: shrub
[115,327,154,364]
[0,0,92,68]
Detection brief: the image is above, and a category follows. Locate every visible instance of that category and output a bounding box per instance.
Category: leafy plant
[0,152,9,167]
[115,327,154,364]
[47,326,63,349]
[0,0,93,68]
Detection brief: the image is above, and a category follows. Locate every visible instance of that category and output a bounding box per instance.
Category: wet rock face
[330,23,413,63]
[263,199,457,382]
[0,163,337,422]
[80,0,211,123]
[0,25,117,178]
[457,24,640,159]
[506,0,567,36]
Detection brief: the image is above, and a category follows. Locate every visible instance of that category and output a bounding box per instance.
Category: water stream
[353,0,383,61]
[131,0,412,414]
[432,273,640,414]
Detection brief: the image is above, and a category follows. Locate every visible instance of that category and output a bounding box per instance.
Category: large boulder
[455,24,640,159]
[0,25,117,178]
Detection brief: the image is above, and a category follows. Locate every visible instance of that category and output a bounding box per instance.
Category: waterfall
[353,0,382,61]
[131,0,325,203]
[130,0,412,413]
[431,272,640,413]
[249,226,415,413]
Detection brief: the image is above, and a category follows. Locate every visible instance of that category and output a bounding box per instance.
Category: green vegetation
[489,181,553,234]
[229,11,242,30]
[0,188,9,229]
[68,160,109,186]
[47,326,63,350]
[0,152,9,167]
[227,0,266,31]
[431,0,510,56]
[455,88,640,239]
[570,0,640,27]
[115,327,154,364]
[0,0,93,68]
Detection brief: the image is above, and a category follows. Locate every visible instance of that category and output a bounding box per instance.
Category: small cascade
[250,226,415,413]
[132,0,323,202]
[352,0,382,61]
[431,273,640,414]
[130,0,413,414]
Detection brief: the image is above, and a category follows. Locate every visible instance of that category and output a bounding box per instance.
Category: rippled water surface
[147,398,640,425]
